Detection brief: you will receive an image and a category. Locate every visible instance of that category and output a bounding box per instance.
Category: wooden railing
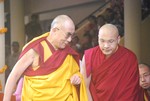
[75,0,111,39]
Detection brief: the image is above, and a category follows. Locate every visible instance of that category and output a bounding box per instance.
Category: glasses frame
[55,27,73,39]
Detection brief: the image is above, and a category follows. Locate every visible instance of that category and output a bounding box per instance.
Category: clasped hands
[70,74,81,85]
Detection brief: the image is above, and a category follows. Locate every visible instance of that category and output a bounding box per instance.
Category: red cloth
[19,35,79,76]
[85,46,143,101]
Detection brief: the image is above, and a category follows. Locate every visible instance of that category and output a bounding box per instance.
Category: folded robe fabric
[19,32,88,101]
[85,46,143,101]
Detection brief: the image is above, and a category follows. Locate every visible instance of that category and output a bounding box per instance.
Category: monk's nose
[67,36,72,42]
[141,76,146,82]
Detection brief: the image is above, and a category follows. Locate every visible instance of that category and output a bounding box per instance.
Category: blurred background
[0,0,149,92]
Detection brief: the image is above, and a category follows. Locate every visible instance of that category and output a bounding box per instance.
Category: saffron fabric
[85,46,143,101]
[144,89,150,101]
[19,32,88,101]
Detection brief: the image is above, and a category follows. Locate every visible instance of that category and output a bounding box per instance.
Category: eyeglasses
[56,27,73,39]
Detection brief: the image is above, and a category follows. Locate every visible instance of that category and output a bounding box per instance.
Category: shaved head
[139,63,150,69]
[48,15,75,50]
[51,15,75,30]
[139,63,150,89]
[99,24,119,37]
[98,24,120,57]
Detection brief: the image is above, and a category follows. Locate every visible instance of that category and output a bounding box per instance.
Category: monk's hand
[70,74,81,85]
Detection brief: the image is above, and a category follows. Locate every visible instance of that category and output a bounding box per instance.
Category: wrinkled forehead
[62,21,75,34]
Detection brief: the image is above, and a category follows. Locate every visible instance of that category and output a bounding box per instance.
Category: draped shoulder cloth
[20,32,88,101]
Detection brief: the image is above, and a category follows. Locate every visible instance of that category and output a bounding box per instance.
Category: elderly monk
[3,15,88,101]
[81,24,143,101]
[139,63,150,101]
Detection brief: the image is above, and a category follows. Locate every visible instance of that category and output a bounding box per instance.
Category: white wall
[24,0,105,25]
[39,2,105,25]
[24,0,103,15]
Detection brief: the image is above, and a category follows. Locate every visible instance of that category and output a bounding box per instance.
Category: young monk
[81,24,143,101]
[139,63,150,101]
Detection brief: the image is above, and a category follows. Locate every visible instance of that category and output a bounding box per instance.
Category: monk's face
[98,24,120,57]
[53,21,75,49]
[139,64,150,89]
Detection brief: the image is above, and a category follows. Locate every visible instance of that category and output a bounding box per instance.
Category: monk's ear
[117,35,121,43]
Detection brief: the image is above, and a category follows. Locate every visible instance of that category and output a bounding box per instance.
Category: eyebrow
[67,32,73,36]
[143,72,150,74]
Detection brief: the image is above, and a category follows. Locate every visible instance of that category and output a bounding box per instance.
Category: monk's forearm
[3,83,15,100]
[3,74,19,101]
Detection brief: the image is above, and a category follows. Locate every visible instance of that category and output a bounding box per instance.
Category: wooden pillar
[10,0,25,49]
[124,0,141,61]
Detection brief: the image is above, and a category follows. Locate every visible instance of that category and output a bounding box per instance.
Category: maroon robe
[19,34,79,76]
[85,46,143,101]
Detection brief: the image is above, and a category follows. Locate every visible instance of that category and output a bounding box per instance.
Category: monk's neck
[46,37,58,50]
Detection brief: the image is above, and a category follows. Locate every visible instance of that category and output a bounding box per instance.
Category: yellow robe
[21,33,88,101]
